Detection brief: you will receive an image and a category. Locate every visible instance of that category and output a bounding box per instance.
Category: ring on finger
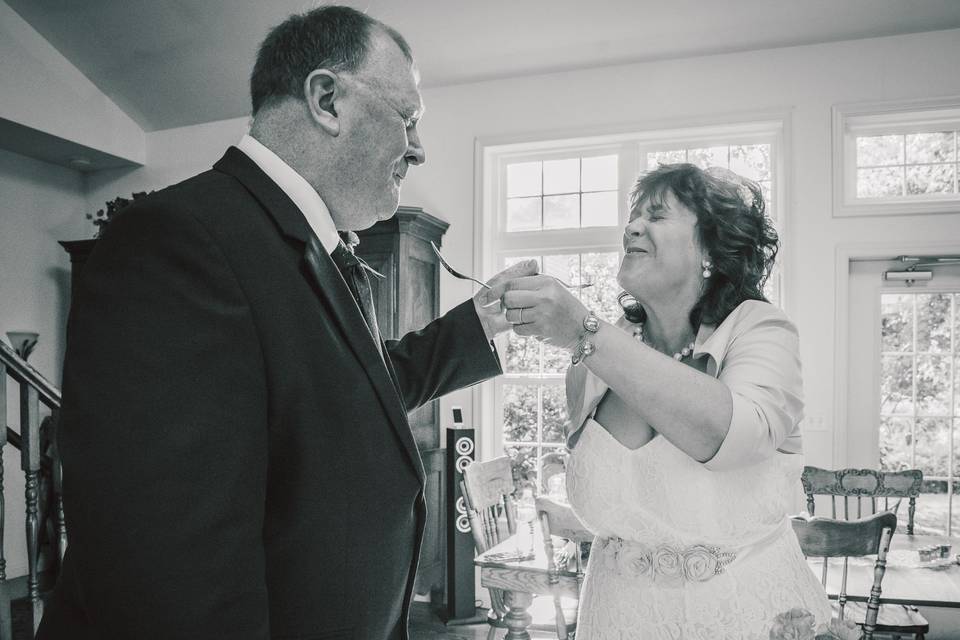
[518,308,524,325]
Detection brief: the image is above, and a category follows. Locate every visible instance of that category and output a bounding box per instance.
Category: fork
[430,241,594,290]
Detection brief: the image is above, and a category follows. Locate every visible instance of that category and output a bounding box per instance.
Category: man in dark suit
[38,6,534,639]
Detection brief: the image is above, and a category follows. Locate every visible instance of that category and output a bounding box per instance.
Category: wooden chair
[537,495,591,640]
[801,467,928,639]
[461,457,576,639]
[801,466,923,534]
[791,511,898,640]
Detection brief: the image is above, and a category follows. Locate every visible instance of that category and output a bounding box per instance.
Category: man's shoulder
[107,165,258,235]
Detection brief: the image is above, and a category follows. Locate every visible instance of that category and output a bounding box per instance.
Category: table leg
[502,590,533,640]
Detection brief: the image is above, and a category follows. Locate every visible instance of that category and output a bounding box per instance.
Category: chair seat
[832,600,929,633]
[489,595,578,631]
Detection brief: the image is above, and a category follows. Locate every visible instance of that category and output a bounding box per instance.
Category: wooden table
[474,528,579,640]
[809,533,960,607]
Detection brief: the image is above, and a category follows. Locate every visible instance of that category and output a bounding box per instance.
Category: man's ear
[305,69,340,136]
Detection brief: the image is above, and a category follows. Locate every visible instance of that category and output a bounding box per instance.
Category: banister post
[20,384,43,634]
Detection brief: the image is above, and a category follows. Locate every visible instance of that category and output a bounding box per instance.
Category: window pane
[763,262,781,308]
[505,444,538,483]
[507,162,542,197]
[542,385,568,444]
[879,417,913,471]
[582,155,618,191]
[582,191,619,227]
[647,149,686,167]
[880,355,914,415]
[503,384,538,442]
[542,253,580,284]
[759,181,773,220]
[543,158,580,195]
[915,418,950,477]
[916,355,951,415]
[507,197,542,231]
[857,167,903,198]
[729,144,771,182]
[881,294,914,352]
[856,135,904,166]
[543,194,579,230]
[905,131,955,164]
[505,333,539,374]
[579,252,622,323]
[916,293,951,353]
[543,344,568,375]
[688,146,728,168]
[916,480,948,536]
[956,355,960,415]
[906,164,955,195]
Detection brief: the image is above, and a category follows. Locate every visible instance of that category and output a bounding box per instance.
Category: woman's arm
[504,278,802,468]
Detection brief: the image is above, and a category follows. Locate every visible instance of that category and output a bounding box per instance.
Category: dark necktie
[330,236,383,352]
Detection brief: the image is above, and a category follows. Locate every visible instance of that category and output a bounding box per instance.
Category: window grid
[879,293,960,535]
[855,130,959,199]
[505,155,620,233]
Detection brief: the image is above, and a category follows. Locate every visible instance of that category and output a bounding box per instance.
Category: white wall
[0,147,85,577]
[85,116,249,212]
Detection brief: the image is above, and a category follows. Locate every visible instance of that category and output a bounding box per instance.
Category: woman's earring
[701,259,713,279]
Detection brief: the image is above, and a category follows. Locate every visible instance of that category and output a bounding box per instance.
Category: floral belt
[594,536,738,586]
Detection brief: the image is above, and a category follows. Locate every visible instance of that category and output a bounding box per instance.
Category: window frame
[832,96,960,218]
[474,115,788,466]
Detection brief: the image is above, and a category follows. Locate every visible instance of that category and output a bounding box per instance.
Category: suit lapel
[214,147,425,486]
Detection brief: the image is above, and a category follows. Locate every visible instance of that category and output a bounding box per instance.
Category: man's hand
[473,260,540,341]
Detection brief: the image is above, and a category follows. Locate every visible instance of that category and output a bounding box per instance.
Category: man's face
[333,31,425,230]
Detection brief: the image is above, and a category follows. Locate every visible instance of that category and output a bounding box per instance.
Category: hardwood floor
[408,602,558,640]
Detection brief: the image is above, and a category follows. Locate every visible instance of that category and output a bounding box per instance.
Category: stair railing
[0,340,63,638]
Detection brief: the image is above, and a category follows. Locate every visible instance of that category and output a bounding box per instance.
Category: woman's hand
[500,275,590,350]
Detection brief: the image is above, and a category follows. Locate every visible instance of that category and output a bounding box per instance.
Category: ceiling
[9,0,960,132]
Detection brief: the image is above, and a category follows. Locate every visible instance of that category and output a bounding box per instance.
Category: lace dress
[566,418,831,640]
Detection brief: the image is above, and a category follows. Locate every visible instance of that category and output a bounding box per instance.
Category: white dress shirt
[236,134,340,255]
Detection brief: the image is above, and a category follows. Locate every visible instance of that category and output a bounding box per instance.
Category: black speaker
[443,407,478,622]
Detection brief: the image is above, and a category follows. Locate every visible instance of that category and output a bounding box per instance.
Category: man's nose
[406,127,426,166]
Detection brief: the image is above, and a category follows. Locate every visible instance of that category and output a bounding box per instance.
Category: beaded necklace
[631,323,696,361]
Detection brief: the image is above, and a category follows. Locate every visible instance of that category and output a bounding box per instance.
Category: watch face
[584,314,600,332]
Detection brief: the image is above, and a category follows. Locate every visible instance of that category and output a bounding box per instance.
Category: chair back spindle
[792,511,896,639]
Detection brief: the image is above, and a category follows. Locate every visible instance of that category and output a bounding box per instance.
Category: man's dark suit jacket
[37,148,501,640]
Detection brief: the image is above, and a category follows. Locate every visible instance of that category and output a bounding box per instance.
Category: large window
[479,120,785,481]
[833,98,960,217]
[879,291,960,535]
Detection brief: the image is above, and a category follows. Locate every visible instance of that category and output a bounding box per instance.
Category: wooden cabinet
[355,206,450,600]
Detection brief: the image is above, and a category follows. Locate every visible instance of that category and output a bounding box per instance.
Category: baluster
[0,365,11,640]
[20,385,42,633]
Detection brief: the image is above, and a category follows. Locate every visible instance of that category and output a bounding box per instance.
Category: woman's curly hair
[620,162,779,329]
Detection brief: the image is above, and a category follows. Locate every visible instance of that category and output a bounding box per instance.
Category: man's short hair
[250,5,412,115]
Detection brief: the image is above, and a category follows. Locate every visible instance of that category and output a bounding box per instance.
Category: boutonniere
[340,230,361,253]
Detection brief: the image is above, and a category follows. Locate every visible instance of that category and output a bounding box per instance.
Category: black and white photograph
[2,2,960,639]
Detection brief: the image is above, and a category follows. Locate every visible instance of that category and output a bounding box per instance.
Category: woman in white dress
[499,163,831,639]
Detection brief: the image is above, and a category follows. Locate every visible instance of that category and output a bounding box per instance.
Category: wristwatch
[571,311,600,365]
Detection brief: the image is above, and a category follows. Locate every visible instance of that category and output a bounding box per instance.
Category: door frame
[834,239,960,466]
